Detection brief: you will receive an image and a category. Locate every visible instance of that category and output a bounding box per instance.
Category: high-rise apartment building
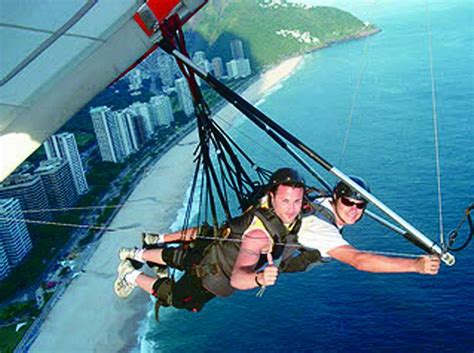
[43,133,89,195]
[211,57,224,79]
[0,244,10,280]
[157,53,175,87]
[175,77,194,117]
[35,159,78,209]
[0,174,52,222]
[125,109,147,148]
[0,198,33,269]
[128,69,143,92]
[129,102,155,137]
[116,110,139,156]
[150,95,174,126]
[193,51,211,72]
[90,106,127,163]
[192,51,211,86]
[230,39,245,60]
[237,58,252,78]
[226,60,240,79]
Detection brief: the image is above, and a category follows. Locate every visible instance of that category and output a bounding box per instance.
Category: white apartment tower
[157,53,175,87]
[192,51,211,86]
[43,133,89,195]
[128,69,143,92]
[150,95,174,126]
[90,106,126,163]
[237,58,252,78]
[211,57,224,79]
[35,159,78,209]
[230,39,245,60]
[192,51,211,72]
[122,109,141,150]
[116,110,138,156]
[129,102,155,137]
[175,77,194,117]
[226,59,240,79]
[0,174,52,221]
[0,198,33,269]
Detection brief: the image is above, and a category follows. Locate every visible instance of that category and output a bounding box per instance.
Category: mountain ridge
[189,0,379,69]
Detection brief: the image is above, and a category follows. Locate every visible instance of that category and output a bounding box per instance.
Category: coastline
[28,54,304,353]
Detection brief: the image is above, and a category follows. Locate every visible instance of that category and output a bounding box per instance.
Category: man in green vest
[114,168,306,313]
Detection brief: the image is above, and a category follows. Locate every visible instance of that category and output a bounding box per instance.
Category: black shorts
[161,239,212,270]
[156,239,215,312]
[152,272,215,312]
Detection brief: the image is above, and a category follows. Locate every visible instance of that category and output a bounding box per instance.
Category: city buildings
[226,39,252,79]
[127,69,143,93]
[226,59,240,79]
[125,109,148,147]
[192,51,211,72]
[0,198,33,279]
[0,174,52,222]
[91,98,173,163]
[156,53,176,87]
[116,110,139,155]
[175,77,194,116]
[150,95,174,126]
[230,39,245,60]
[0,244,10,280]
[129,102,155,136]
[90,106,127,163]
[192,51,211,86]
[35,159,78,209]
[237,58,252,78]
[211,57,224,79]
[43,133,89,195]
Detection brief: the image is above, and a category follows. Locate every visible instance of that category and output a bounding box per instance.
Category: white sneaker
[142,232,161,246]
[119,247,140,262]
[114,260,136,299]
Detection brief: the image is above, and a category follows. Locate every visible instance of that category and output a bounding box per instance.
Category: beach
[29,55,303,353]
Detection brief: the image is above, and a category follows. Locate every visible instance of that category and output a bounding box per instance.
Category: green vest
[197,207,301,296]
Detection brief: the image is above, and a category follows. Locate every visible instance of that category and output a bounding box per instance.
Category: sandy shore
[29,55,303,353]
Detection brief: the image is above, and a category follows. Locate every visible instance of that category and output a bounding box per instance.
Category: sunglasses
[340,197,367,210]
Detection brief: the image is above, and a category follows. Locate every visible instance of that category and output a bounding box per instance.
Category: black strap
[447,204,473,252]
[310,202,338,228]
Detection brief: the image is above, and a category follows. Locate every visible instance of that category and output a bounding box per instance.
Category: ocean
[140,1,473,352]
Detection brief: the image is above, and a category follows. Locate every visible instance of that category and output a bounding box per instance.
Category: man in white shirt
[298,176,440,275]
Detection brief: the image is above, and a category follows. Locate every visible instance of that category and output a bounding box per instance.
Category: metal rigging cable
[424,0,445,246]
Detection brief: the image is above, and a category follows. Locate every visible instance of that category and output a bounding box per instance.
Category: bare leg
[135,273,158,295]
[142,248,166,265]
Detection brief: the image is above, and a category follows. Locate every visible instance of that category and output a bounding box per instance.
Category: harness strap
[311,202,338,228]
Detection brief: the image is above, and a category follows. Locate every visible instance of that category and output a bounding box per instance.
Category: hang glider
[0,0,206,182]
[1,0,468,265]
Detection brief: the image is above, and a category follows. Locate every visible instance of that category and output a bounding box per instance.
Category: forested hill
[189,0,379,69]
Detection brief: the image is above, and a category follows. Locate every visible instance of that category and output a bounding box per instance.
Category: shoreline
[28,54,304,353]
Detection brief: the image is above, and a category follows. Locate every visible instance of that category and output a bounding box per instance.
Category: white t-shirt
[297,198,349,257]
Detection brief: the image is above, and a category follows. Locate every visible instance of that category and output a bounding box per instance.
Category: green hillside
[190,0,378,69]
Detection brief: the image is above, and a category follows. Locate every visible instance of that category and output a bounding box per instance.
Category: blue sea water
[140,1,473,352]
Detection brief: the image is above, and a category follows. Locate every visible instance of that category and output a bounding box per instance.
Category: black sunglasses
[340,196,367,210]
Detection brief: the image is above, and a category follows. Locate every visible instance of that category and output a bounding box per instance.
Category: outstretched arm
[230,230,278,290]
[328,245,440,274]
